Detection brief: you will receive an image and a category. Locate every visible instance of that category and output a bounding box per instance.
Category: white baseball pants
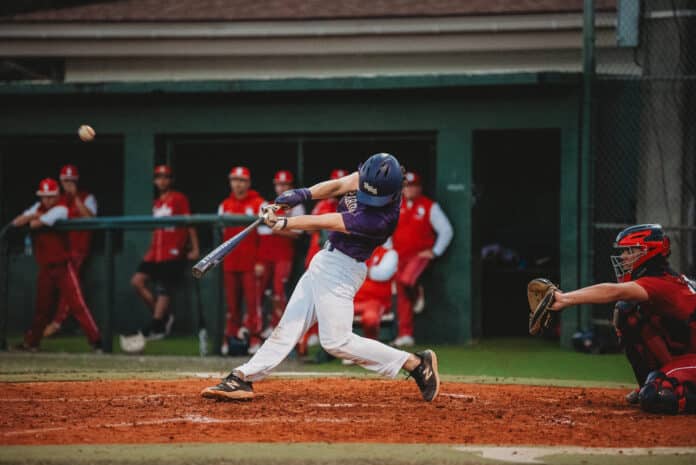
[235,248,410,381]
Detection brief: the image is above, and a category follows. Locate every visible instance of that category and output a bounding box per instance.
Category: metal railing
[0,214,257,352]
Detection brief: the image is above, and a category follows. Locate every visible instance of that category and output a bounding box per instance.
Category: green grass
[1,336,636,385]
[1,443,695,465]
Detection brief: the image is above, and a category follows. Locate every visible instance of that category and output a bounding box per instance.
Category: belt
[324,241,360,263]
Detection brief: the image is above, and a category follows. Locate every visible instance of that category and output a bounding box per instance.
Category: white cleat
[248,342,261,355]
[393,335,415,347]
[220,342,229,356]
[307,334,320,347]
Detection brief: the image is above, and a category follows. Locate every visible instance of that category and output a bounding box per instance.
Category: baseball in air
[78,124,95,142]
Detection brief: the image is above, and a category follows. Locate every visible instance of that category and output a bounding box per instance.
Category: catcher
[528,224,696,410]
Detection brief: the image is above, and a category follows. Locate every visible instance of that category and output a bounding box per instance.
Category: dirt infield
[1,378,694,447]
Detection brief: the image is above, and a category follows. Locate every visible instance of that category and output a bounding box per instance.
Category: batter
[201,153,440,402]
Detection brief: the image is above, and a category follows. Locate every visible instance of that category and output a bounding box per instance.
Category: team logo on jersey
[153,204,173,217]
[416,205,426,219]
[363,182,378,195]
[343,191,358,212]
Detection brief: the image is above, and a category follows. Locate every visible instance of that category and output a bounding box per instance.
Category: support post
[103,229,114,353]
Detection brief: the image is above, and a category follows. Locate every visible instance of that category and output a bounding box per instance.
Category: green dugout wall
[0,73,588,346]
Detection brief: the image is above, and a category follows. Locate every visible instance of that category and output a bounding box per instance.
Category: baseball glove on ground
[527,278,559,336]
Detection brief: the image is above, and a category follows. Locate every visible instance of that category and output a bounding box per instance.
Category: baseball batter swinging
[201,153,440,402]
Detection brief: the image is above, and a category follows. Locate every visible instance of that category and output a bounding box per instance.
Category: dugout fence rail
[0,214,257,353]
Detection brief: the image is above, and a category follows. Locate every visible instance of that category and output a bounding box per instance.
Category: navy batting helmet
[356,153,403,207]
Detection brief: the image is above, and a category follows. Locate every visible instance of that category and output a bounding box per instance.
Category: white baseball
[78,124,95,142]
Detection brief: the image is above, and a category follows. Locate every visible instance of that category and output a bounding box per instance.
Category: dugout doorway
[472,129,561,338]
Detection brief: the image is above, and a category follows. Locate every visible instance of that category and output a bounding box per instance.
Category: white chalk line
[3,414,364,437]
[455,446,696,464]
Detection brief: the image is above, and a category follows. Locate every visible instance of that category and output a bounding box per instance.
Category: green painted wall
[0,75,583,346]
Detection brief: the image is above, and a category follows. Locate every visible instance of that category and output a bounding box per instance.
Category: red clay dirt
[1,378,695,447]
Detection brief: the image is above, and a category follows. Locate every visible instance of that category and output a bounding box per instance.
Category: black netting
[593,0,696,298]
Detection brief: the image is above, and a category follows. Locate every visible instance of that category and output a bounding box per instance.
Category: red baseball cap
[154,165,173,177]
[273,170,294,184]
[330,169,348,180]
[404,171,422,186]
[59,164,79,181]
[36,178,60,196]
[229,166,251,180]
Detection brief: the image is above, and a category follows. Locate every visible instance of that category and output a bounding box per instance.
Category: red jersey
[257,203,305,262]
[661,354,696,385]
[305,198,339,268]
[355,246,396,308]
[143,190,191,263]
[26,201,70,266]
[63,190,96,257]
[219,189,265,272]
[392,195,436,259]
[635,274,696,323]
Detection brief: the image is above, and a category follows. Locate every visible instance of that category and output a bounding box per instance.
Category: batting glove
[275,188,311,208]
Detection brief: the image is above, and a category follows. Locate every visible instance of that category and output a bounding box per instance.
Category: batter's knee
[319,333,351,357]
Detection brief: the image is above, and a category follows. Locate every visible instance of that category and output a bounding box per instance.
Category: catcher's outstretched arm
[551,282,648,310]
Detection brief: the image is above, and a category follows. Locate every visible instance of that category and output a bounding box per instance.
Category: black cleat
[409,349,441,402]
[625,389,640,405]
[201,373,254,401]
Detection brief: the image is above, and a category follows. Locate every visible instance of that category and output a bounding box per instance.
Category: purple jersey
[328,191,400,261]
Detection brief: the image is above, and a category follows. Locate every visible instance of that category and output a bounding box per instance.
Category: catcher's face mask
[611,246,646,282]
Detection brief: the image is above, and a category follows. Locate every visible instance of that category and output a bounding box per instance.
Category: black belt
[325,241,360,263]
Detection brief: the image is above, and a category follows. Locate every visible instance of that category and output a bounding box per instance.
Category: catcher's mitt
[527,278,559,336]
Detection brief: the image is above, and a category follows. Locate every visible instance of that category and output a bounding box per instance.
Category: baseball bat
[192,217,263,279]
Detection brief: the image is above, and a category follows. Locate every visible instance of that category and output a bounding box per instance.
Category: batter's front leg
[233,272,316,382]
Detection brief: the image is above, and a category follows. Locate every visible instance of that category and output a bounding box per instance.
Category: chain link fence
[593,0,696,302]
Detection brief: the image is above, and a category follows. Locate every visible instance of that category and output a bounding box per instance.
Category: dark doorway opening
[472,129,561,338]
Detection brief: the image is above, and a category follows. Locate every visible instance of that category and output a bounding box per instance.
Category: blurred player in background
[354,240,398,340]
[392,171,453,347]
[130,165,199,341]
[219,166,265,355]
[11,178,101,351]
[257,170,304,339]
[305,169,347,268]
[549,224,696,403]
[43,164,98,337]
[298,168,346,354]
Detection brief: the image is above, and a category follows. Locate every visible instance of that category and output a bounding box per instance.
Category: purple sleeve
[341,211,386,239]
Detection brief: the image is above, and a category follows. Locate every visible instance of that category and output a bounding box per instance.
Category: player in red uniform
[304,169,347,268]
[219,166,265,355]
[11,178,101,351]
[354,243,398,340]
[43,164,98,337]
[549,224,696,402]
[637,354,696,414]
[257,170,305,339]
[392,171,453,347]
[130,165,199,340]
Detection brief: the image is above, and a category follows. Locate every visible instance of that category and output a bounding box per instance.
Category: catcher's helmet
[611,224,670,282]
[356,153,403,207]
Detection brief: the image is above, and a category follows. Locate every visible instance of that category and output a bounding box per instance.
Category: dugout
[0,79,586,346]
[1,0,628,347]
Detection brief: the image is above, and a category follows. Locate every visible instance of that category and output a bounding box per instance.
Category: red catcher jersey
[354,246,393,307]
[63,190,94,257]
[660,354,696,385]
[32,201,71,266]
[143,190,191,263]
[305,198,339,268]
[635,274,696,322]
[392,195,436,259]
[218,189,265,272]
